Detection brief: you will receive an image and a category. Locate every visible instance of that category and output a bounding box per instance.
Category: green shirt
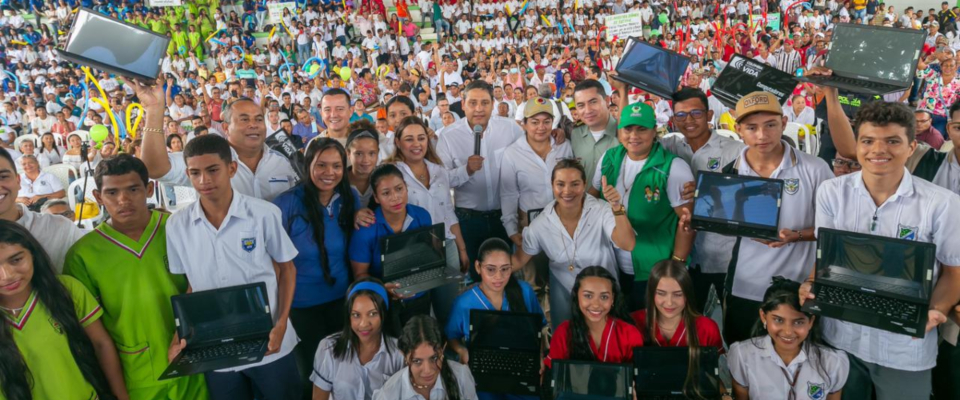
[570,116,619,186]
[1,276,102,400]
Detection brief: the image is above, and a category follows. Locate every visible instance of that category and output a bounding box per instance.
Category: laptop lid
[692,171,783,232]
[171,282,273,345]
[380,223,446,281]
[614,38,690,99]
[469,310,541,353]
[816,228,937,299]
[824,24,925,87]
[633,347,720,397]
[59,8,169,82]
[713,55,798,109]
[552,360,632,400]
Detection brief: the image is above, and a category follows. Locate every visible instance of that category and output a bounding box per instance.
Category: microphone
[473,124,482,156]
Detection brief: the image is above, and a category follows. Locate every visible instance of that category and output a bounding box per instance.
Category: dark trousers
[842,351,932,400]
[289,299,345,400]
[934,340,960,399]
[618,271,647,313]
[689,265,726,315]
[722,293,762,345]
[456,208,510,282]
[391,292,433,334]
[206,352,302,400]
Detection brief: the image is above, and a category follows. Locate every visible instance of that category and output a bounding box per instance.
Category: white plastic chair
[941,141,955,153]
[67,176,104,229]
[715,129,742,141]
[13,134,38,150]
[42,164,79,190]
[783,123,802,149]
[67,130,90,143]
[160,183,198,212]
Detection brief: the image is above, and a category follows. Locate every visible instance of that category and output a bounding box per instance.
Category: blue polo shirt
[349,204,433,279]
[445,282,546,343]
[273,184,359,308]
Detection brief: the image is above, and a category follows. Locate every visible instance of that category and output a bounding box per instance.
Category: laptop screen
[633,348,719,396]
[693,172,783,230]
[553,361,631,400]
[173,283,271,340]
[615,39,690,98]
[825,24,924,85]
[712,55,798,109]
[64,9,168,80]
[817,228,937,293]
[381,223,446,277]
[469,310,541,352]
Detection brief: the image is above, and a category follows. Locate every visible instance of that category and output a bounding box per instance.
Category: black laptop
[795,23,924,95]
[381,223,463,296]
[552,360,633,400]
[57,8,169,82]
[613,38,691,98]
[159,283,273,380]
[801,228,937,338]
[713,54,798,109]
[633,347,721,400]
[468,310,543,396]
[691,171,784,241]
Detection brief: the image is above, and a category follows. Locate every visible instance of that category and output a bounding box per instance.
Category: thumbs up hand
[602,176,621,209]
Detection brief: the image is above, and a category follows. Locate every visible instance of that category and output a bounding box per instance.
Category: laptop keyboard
[827,75,893,90]
[818,285,920,321]
[470,349,538,376]
[181,340,263,363]
[827,274,918,297]
[394,268,445,287]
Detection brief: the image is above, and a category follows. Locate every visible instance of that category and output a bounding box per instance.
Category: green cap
[618,102,657,130]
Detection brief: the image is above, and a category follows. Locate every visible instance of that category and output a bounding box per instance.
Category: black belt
[455,207,501,218]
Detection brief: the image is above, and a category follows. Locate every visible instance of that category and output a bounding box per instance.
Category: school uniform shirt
[660,131,746,274]
[499,136,573,237]
[436,116,524,211]
[729,143,834,302]
[349,205,433,279]
[630,310,723,349]
[15,203,85,274]
[159,144,299,202]
[3,275,103,400]
[372,360,478,400]
[445,281,547,342]
[815,170,960,371]
[311,335,405,400]
[931,150,960,195]
[14,152,51,172]
[728,336,849,400]
[545,317,644,368]
[17,171,61,197]
[166,190,300,371]
[522,196,621,293]
[396,161,459,240]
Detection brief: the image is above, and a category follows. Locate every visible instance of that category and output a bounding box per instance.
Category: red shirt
[208,100,223,123]
[631,310,723,351]
[545,317,644,368]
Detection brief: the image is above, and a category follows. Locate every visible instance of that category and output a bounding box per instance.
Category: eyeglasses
[674,110,706,120]
[916,118,932,124]
[832,159,861,170]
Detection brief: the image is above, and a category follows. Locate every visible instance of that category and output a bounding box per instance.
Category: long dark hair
[568,266,633,361]
[290,138,357,285]
[39,133,60,156]
[367,163,406,210]
[398,315,461,400]
[645,260,707,399]
[0,221,116,400]
[476,238,527,313]
[331,278,397,360]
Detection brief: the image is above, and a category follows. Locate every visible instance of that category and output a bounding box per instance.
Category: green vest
[600,142,678,280]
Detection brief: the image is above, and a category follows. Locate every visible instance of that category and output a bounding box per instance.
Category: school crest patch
[707,157,721,171]
[49,317,63,335]
[784,178,800,195]
[898,225,918,241]
[644,186,654,202]
[807,382,825,400]
[241,237,257,252]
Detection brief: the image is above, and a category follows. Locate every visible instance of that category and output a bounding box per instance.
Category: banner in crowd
[268,2,297,24]
[751,13,781,31]
[148,0,182,6]
[605,11,644,42]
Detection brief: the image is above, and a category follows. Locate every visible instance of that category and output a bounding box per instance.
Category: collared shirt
[932,150,960,195]
[396,161,459,240]
[311,335,405,400]
[372,360,478,400]
[729,336,849,399]
[348,205,433,278]
[17,171,61,197]
[166,190,300,371]
[660,131,747,273]
[730,143,834,301]
[631,310,723,349]
[499,136,573,237]
[16,203,84,273]
[816,170,960,370]
[436,116,524,211]
[160,144,299,202]
[545,317,644,368]
[570,116,619,186]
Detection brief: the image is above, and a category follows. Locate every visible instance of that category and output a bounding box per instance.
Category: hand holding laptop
[927,310,948,334]
[752,228,800,248]
[266,322,287,356]
[803,66,837,95]
[168,334,186,363]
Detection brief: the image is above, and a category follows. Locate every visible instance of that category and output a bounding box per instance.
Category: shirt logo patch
[784,178,800,195]
[241,237,257,252]
[807,382,825,400]
[49,317,63,335]
[707,157,721,171]
[898,225,918,241]
[644,186,661,203]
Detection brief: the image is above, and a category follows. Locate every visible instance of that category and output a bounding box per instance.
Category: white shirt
[499,136,573,237]
[373,360,477,400]
[166,191,300,371]
[932,150,960,195]
[816,170,960,371]
[311,335,404,400]
[729,143,834,301]
[18,171,61,197]
[784,106,816,126]
[14,153,51,173]
[159,145,299,202]
[729,336,850,399]
[31,115,56,134]
[436,117,524,211]
[15,203,85,273]
[396,161,459,240]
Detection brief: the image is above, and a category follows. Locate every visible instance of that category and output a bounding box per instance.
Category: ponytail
[399,315,461,400]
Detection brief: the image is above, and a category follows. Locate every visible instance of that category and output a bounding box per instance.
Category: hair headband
[348,282,389,309]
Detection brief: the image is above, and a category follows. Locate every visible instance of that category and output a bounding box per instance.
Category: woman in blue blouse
[273,138,360,395]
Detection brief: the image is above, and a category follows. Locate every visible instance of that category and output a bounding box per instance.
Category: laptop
[527,208,544,224]
[381,223,463,296]
[633,347,721,400]
[159,283,273,379]
[691,171,784,241]
[795,23,924,95]
[552,360,633,400]
[713,55,798,109]
[613,38,691,98]
[468,310,542,396]
[801,228,937,338]
[57,8,169,82]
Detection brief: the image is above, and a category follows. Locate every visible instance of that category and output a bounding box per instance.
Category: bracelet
[142,127,163,135]
[671,255,686,263]
[794,229,802,242]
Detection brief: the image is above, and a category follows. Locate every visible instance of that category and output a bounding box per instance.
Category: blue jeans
[549,272,572,331]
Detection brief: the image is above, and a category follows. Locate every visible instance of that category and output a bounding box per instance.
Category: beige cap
[735,91,783,123]
[524,97,555,119]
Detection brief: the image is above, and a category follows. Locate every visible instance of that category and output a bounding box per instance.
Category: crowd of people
[1,0,960,400]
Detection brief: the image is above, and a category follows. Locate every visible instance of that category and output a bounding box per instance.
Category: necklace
[410,375,431,390]
[559,217,578,272]
[0,305,23,315]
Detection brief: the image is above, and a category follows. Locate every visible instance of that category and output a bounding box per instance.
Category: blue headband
[348,282,390,310]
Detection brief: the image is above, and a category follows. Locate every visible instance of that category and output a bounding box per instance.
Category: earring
[763,322,768,330]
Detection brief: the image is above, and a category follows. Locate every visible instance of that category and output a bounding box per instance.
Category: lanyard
[780,363,803,400]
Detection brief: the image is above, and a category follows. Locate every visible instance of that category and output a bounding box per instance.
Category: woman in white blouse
[38,132,64,165]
